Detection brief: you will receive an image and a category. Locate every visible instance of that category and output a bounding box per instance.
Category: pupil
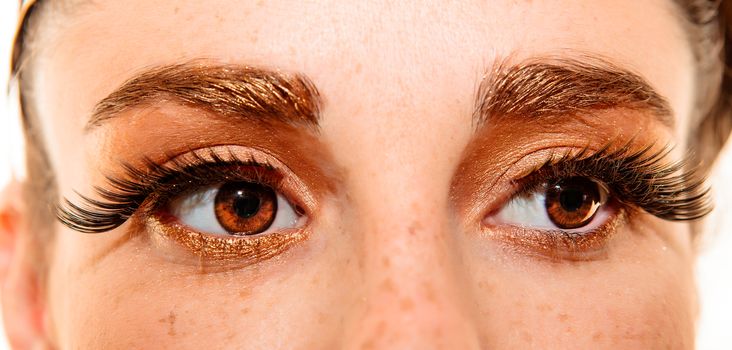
[559,188,585,212]
[233,190,262,218]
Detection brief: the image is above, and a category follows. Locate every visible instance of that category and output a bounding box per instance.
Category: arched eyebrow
[88,56,672,133]
[86,62,322,132]
[473,55,674,129]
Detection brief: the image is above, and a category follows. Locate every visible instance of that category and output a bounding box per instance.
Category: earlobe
[0,181,52,349]
[0,182,20,283]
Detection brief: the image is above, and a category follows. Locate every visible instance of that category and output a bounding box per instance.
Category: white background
[0,2,730,349]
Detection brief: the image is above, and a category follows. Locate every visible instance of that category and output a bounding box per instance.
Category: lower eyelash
[493,206,627,262]
[56,148,285,234]
[517,141,712,222]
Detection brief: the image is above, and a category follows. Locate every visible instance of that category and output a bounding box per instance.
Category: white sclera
[492,183,610,233]
[169,184,299,235]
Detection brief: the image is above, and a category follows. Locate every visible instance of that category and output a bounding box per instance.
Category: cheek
[45,217,359,349]
[465,220,696,348]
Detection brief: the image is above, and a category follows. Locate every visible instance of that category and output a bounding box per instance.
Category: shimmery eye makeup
[481,141,712,260]
[58,146,311,232]
[57,146,315,265]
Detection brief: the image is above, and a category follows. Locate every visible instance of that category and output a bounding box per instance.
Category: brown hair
[673,0,732,169]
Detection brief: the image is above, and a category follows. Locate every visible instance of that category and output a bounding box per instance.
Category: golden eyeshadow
[450,108,674,224]
[483,208,628,262]
[450,105,708,262]
[147,215,308,268]
[97,104,341,201]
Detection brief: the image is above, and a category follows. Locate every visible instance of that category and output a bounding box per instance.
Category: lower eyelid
[145,213,309,270]
[481,204,624,261]
[488,195,613,233]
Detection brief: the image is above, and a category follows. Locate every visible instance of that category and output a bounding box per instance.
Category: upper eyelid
[56,145,316,234]
[506,144,710,220]
[451,139,711,227]
[452,144,594,223]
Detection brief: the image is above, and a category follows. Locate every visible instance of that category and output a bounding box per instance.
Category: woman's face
[23,0,701,348]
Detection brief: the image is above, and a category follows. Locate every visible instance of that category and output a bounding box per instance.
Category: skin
[0,0,704,348]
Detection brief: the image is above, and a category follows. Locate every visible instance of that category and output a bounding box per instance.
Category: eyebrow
[87,62,322,131]
[473,55,674,128]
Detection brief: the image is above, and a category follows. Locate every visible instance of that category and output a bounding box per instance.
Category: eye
[168,181,302,236]
[491,176,611,231]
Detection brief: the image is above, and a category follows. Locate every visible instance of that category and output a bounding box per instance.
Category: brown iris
[214,182,278,235]
[545,177,606,229]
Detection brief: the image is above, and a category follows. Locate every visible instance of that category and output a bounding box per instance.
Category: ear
[0,180,51,349]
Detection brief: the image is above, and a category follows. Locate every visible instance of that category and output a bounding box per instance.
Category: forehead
[33,0,694,148]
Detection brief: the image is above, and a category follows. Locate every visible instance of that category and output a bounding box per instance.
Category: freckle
[382,257,390,267]
[241,307,250,315]
[354,63,362,73]
[111,291,121,304]
[558,313,569,322]
[520,330,533,343]
[173,6,180,14]
[536,303,553,312]
[592,331,604,342]
[311,276,320,286]
[375,320,386,334]
[422,281,437,303]
[400,298,414,311]
[408,223,418,236]
[239,289,252,299]
[317,312,327,324]
[381,278,395,292]
[477,281,494,292]
[166,311,177,336]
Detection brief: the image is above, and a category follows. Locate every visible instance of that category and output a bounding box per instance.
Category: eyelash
[57,149,291,234]
[511,142,711,222]
[57,142,712,253]
[477,142,712,260]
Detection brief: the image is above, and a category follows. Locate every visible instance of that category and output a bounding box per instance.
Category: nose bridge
[340,169,481,349]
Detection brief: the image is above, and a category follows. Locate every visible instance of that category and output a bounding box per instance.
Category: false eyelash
[518,142,712,221]
[57,149,279,234]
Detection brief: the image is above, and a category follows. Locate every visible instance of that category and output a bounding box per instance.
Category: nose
[340,180,482,349]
